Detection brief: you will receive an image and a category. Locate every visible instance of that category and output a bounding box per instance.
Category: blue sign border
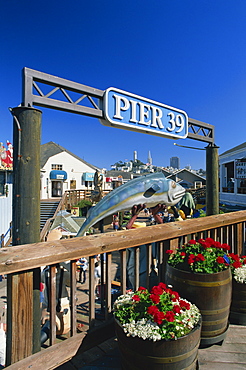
[101,87,188,139]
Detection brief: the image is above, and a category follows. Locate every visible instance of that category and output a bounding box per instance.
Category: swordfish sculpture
[76,172,185,236]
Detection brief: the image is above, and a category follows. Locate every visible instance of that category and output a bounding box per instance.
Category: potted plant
[229,254,246,325]
[75,199,92,217]
[165,237,232,346]
[113,283,201,370]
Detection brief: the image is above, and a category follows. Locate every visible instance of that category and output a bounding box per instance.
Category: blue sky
[1,1,246,171]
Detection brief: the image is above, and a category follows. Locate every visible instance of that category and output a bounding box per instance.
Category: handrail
[2,210,246,368]
[40,193,67,241]
[2,210,246,274]
[40,189,111,241]
[1,222,12,247]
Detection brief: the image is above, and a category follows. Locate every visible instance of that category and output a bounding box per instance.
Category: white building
[219,142,246,208]
[40,141,108,199]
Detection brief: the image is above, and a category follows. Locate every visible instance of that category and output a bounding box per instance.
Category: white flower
[233,265,246,284]
[122,319,162,341]
[113,284,201,341]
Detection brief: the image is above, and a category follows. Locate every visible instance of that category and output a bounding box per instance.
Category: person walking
[113,215,119,231]
[94,261,101,297]
[227,178,234,193]
[77,257,88,284]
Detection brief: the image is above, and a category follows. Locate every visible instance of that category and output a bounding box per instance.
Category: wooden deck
[55,324,246,369]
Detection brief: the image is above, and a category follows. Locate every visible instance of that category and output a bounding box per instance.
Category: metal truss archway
[22,67,214,144]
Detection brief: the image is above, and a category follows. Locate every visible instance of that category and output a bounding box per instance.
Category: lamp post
[173,142,219,216]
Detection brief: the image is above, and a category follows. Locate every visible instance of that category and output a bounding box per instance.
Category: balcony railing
[2,210,246,369]
[64,189,111,210]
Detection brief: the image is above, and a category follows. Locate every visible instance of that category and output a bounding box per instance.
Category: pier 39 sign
[101,87,188,139]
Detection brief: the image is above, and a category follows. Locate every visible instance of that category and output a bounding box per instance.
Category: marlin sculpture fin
[143,183,161,198]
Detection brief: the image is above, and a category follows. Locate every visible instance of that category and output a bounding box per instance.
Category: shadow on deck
[55,324,246,370]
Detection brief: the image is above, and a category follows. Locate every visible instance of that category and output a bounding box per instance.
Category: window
[51,164,63,170]
[195,181,202,189]
[221,161,235,193]
[70,180,76,189]
[0,172,5,196]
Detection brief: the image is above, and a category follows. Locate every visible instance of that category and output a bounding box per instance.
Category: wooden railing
[237,187,246,194]
[222,186,246,194]
[222,187,234,193]
[1,222,12,248]
[40,189,112,241]
[2,210,246,369]
[64,189,111,210]
[40,193,67,242]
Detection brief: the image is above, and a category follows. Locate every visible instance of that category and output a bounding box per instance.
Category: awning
[236,157,246,161]
[82,172,94,181]
[50,170,67,180]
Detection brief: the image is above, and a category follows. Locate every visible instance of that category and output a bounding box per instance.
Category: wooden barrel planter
[114,318,201,370]
[230,279,246,325]
[165,264,232,346]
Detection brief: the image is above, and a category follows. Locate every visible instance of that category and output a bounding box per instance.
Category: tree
[131,159,145,167]
[111,160,124,168]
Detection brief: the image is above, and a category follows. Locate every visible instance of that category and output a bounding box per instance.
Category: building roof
[40,141,100,170]
[161,169,171,177]
[51,211,86,234]
[220,142,246,157]
[166,168,206,181]
[105,170,133,180]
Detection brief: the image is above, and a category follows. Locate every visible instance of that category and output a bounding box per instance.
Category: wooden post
[206,143,220,216]
[6,107,42,365]
[0,234,4,248]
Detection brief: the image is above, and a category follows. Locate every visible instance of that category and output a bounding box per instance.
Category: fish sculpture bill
[76,172,185,236]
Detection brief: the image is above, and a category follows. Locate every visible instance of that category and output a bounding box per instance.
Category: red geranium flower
[179,300,190,310]
[147,305,159,315]
[150,294,160,304]
[206,237,215,246]
[151,285,163,295]
[188,239,197,245]
[172,305,181,314]
[137,286,147,292]
[171,290,180,300]
[158,282,167,290]
[188,254,195,264]
[163,311,175,322]
[197,239,208,248]
[166,250,173,254]
[197,238,205,244]
[221,243,230,251]
[132,295,141,301]
[195,253,205,261]
[216,256,225,264]
[229,253,240,261]
[232,261,243,268]
[153,311,165,325]
[165,288,173,295]
[214,241,222,248]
